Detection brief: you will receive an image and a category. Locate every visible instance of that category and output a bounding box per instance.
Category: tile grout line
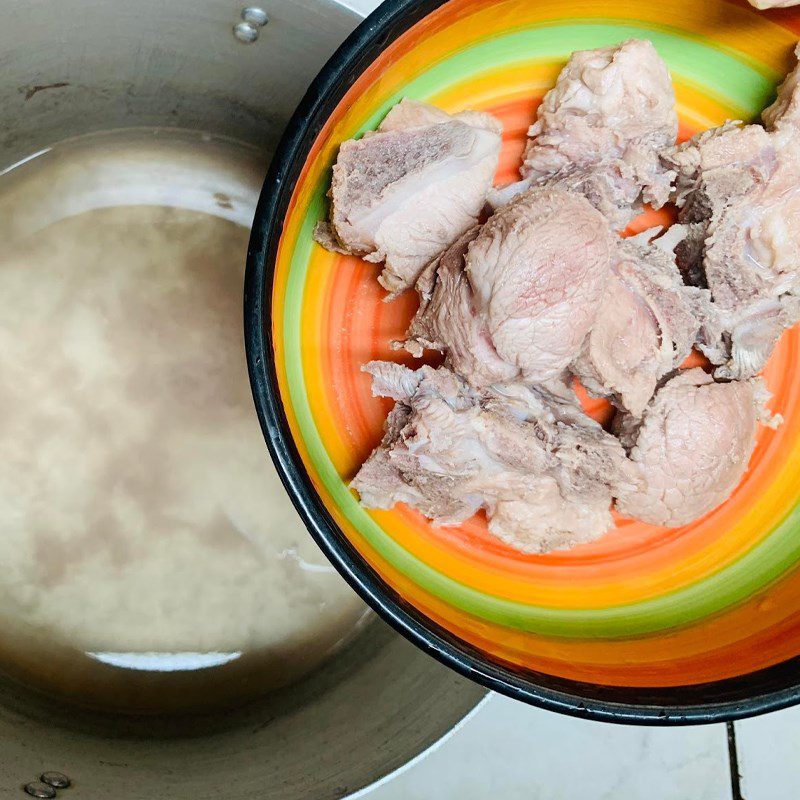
[727,722,744,800]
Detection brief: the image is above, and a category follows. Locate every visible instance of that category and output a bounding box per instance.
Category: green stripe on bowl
[351,22,778,134]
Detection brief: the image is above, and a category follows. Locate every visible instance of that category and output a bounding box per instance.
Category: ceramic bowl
[246,0,800,723]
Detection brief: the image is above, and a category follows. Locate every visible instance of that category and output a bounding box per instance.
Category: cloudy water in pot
[0,130,369,713]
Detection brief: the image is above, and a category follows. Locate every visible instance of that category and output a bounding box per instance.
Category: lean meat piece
[615,369,776,526]
[490,40,677,229]
[315,99,502,295]
[352,363,639,553]
[402,227,521,387]
[664,89,800,378]
[572,233,711,417]
[402,187,615,386]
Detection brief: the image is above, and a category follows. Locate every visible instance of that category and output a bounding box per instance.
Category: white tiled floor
[331,4,791,799]
[358,695,732,800]
[736,705,800,800]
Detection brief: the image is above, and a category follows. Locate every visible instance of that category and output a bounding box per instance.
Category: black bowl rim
[244,0,800,724]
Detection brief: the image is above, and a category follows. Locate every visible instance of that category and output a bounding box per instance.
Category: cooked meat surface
[522,40,676,179]
[615,369,775,526]
[352,363,639,553]
[749,0,799,8]
[489,40,677,228]
[403,187,614,385]
[572,232,711,416]
[401,227,521,386]
[664,81,800,378]
[314,98,502,295]
[322,38,797,553]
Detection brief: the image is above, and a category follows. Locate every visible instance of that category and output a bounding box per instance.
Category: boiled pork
[401,227,520,387]
[490,40,677,229]
[352,363,639,553]
[664,56,800,379]
[572,232,711,416]
[315,99,502,295]
[615,369,776,526]
[403,187,615,385]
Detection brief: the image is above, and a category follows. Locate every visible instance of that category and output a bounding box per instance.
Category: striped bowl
[245,0,800,722]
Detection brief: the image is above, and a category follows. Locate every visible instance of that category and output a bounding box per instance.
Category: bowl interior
[248,0,800,721]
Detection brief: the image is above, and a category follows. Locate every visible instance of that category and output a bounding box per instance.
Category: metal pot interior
[0,2,485,797]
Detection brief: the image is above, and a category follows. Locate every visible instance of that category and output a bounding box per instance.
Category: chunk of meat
[315,98,502,295]
[615,369,776,527]
[401,227,519,386]
[572,233,711,416]
[663,55,800,378]
[749,0,800,8]
[490,40,677,228]
[675,129,800,377]
[522,40,677,178]
[469,189,616,383]
[402,187,614,386]
[666,122,775,221]
[352,363,639,553]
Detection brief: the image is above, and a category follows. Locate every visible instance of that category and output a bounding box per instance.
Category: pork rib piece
[571,232,712,417]
[490,40,677,229]
[402,187,615,386]
[314,98,503,296]
[664,50,800,379]
[352,363,639,553]
[615,369,776,527]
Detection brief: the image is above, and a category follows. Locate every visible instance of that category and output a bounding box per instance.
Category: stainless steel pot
[0,2,485,797]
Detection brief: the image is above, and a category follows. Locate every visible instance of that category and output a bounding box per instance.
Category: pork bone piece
[490,39,677,230]
[353,363,639,554]
[315,99,502,296]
